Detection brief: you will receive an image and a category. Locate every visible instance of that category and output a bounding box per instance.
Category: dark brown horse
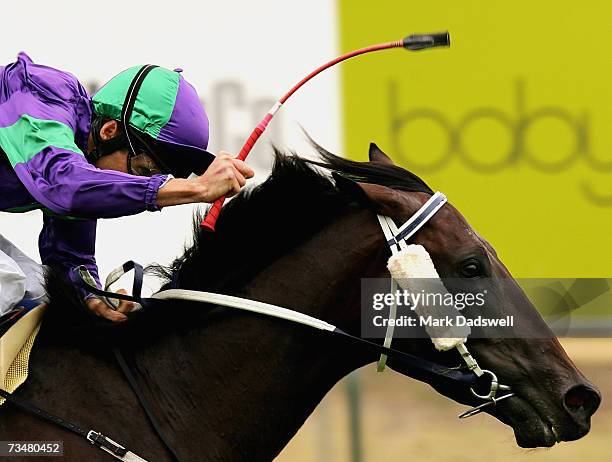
[0,143,600,461]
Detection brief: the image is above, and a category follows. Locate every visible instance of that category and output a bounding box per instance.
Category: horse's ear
[368,142,395,166]
[332,172,375,207]
[333,173,397,215]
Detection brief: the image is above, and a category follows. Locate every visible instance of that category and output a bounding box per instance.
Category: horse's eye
[460,259,483,278]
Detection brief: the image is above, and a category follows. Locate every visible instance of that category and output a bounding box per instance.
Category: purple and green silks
[0,53,170,289]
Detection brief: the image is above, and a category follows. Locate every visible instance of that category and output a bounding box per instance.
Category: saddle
[0,302,46,406]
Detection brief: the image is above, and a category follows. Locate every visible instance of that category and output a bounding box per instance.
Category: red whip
[201,32,450,231]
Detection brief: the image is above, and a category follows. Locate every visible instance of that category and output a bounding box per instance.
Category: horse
[0,142,600,461]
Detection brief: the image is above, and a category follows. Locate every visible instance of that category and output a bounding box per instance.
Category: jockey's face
[87,120,161,176]
[128,152,162,177]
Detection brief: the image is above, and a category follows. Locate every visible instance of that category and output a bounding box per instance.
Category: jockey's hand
[156,152,254,207]
[85,289,134,323]
[195,152,255,201]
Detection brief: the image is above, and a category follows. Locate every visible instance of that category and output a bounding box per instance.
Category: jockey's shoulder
[2,52,89,105]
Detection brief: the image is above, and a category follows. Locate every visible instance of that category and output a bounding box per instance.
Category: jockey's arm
[19,148,167,218]
[38,214,132,323]
[155,153,254,207]
[39,214,99,283]
[38,213,100,292]
[21,149,253,214]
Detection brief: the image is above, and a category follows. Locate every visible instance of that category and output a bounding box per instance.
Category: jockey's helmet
[89,65,214,178]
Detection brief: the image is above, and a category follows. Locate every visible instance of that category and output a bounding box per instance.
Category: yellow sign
[339,1,611,277]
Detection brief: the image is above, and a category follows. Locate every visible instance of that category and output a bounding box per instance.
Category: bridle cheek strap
[375,191,448,371]
[375,214,404,371]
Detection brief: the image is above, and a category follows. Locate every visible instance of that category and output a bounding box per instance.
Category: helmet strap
[120,64,158,159]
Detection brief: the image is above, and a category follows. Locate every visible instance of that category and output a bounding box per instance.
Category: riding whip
[200,31,450,231]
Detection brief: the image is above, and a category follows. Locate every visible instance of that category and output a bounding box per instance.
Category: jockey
[0,53,253,323]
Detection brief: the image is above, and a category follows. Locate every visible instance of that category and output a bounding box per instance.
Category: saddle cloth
[0,303,46,406]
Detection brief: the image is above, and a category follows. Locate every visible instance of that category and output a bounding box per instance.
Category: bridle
[374,191,514,418]
[0,191,516,461]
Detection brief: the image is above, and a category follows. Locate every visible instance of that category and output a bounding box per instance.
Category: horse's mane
[43,141,431,345]
[153,141,432,295]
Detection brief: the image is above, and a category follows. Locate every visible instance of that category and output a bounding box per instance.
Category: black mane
[307,141,433,194]
[155,142,432,295]
[43,142,431,344]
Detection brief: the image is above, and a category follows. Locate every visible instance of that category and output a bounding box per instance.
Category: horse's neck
[132,316,362,460]
[132,208,384,460]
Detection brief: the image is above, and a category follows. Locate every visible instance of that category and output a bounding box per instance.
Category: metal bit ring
[470,369,500,401]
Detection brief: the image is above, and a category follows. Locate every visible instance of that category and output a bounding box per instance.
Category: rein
[0,387,146,461]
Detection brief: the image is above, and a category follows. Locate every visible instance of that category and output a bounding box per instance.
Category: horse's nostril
[564,385,601,417]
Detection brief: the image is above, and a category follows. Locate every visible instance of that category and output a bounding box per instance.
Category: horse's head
[334,142,600,448]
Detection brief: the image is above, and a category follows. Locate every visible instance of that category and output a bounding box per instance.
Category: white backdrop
[0,0,341,291]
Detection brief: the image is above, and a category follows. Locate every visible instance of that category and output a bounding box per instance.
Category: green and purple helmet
[91,64,214,178]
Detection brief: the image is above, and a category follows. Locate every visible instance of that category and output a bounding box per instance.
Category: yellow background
[339,1,611,277]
